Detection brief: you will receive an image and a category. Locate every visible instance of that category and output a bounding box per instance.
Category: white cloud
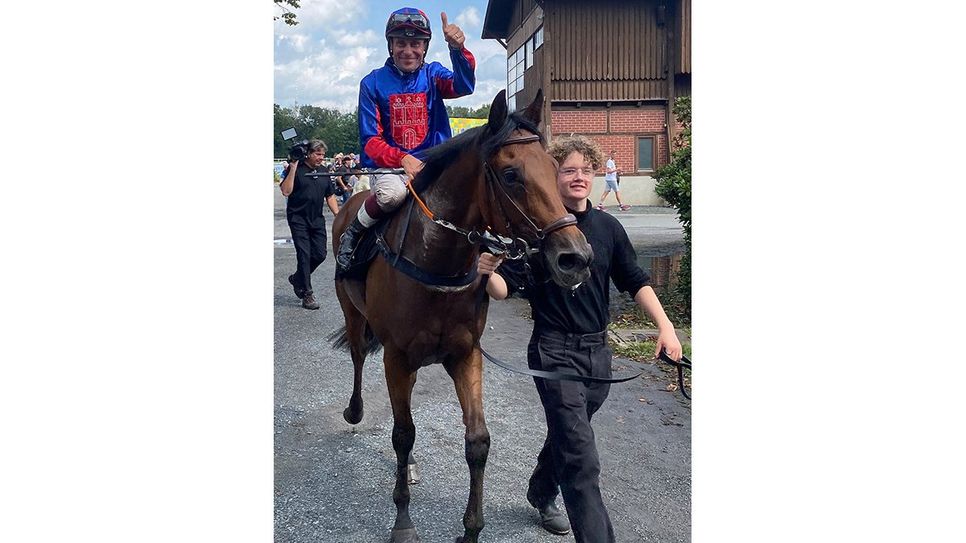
[334,29,379,47]
[288,0,366,28]
[275,42,380,111]
[274,1,508,112]
[454,7,481,29]
[277,33,310,54]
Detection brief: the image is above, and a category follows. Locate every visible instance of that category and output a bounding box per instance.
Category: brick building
[482,0,691,204]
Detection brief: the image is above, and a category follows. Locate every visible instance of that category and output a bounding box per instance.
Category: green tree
[274,104,361,158]
[446,103,491,119]
[274,104,300,158]
[274,0,299,26]
[654,97,692,321]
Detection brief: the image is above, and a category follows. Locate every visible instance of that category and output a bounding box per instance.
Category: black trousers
[527,329,615,543]
[287,213,327,295]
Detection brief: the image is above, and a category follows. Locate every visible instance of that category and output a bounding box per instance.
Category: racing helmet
[385,7,432,54]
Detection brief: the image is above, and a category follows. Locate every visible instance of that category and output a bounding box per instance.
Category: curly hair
[547,135,604,170]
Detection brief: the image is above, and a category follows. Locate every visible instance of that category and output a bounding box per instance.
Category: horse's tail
[327,324,382,355]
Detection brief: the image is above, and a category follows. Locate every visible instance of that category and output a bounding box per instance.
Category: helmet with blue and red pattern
[385,7,432,53]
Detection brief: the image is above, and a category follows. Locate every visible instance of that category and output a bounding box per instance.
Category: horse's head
[479,90,593,288]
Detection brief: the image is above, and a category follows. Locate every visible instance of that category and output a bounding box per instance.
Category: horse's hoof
[389,527,420,543]
[343,405,363,425]
[407,461,420,485]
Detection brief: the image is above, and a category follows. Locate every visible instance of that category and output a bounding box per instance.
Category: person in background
[477,135,682,542]
[279,140,341,310]
[596,150,629,212]
[331,153,352,205]
[335,6,476,272]
[341,155,357,205]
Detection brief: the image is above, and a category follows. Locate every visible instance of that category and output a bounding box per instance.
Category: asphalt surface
[274,187,691,542]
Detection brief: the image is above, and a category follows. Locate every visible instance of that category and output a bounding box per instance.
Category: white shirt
[605,158,617,181]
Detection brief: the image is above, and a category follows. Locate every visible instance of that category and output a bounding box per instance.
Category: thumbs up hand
[440,12,465,49]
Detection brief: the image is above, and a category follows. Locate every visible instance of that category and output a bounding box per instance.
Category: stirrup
[336,222,365,269]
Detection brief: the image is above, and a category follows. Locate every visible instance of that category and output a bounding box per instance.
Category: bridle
[481,132,577,259]
[407,130,577,261]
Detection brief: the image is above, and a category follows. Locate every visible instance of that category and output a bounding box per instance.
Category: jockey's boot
[336,217,367,272]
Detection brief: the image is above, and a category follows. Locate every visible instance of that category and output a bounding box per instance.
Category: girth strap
[374,232,479,288]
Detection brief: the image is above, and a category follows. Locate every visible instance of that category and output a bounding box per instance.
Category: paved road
[274,187,691,542]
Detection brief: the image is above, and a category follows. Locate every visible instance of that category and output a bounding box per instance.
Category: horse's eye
[502,168,519,184]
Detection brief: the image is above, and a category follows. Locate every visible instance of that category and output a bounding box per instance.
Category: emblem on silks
[390,93,428,150]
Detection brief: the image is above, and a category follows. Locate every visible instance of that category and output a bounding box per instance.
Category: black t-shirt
[499,203,649,334]
[333,165,350,194]
[285,162,334,220]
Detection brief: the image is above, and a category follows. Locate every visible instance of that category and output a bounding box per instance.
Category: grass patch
[611,337,692,395]
[611,339,692,363]
[608,285,690,329]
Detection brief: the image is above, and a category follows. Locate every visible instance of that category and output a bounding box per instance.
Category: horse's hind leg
[335,280,366,424]
[384,351,420,543]
[446,349,491,543]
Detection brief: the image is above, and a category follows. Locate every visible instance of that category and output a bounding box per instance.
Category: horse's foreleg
[336,281,366,424]
[385,353,420,543]
[447,349,490,543]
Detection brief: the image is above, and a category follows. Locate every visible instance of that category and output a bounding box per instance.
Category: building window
[534,26,543,49]
[506,44,525,111]
[637,137,655,171]
[526,37,534,69]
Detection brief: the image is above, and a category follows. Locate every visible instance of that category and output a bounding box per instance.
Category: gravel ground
[274,192,690,542]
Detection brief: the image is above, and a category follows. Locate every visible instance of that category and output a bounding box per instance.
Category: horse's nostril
[556,252,584,272]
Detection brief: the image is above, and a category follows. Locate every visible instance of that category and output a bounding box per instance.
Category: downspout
[664,0,676,167]
[536,0,548,136]
[541,4,552,138]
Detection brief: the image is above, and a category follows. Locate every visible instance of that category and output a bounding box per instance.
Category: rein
[476,274,692,397]
[480,343,692,397]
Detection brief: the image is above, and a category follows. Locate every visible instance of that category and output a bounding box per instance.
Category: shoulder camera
[281,128,309,161]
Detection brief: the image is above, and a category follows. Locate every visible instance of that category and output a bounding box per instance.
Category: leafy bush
[655,97,692,321]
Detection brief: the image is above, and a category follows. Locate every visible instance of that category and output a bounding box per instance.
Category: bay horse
[329,90,593,543]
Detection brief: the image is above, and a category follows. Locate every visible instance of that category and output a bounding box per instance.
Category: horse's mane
[411,112,543,194]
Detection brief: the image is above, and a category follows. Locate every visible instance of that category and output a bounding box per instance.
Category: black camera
[281,128,308,161]
[289,140,309,161]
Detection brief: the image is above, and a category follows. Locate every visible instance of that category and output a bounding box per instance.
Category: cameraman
[280,139,340,310]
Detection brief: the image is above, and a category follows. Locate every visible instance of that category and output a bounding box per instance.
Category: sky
[274,0,508,112]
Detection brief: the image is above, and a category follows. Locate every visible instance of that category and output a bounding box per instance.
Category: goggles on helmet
[386,9,431,39]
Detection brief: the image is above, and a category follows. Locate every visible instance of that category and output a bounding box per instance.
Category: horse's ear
[521,88,544,124]
[487,90,507,133]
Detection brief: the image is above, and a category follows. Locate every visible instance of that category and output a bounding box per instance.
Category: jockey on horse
[336,6,476,272]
